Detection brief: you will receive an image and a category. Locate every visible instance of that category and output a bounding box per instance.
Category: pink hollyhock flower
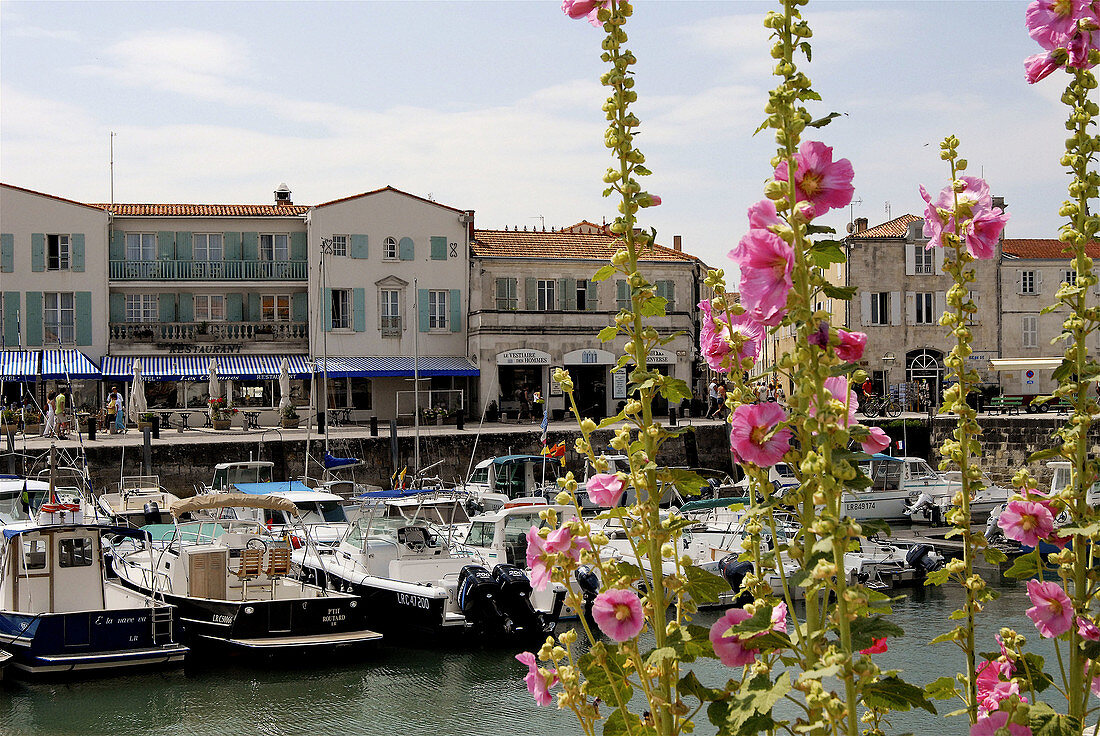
[698,300,733,373]
[591,588,645,642]
[773,140,855,219]
[861,637,888,655]
[525,526,552,590]
[919,177,1009,259]
[709,608,759,667]
[813,375,858,428]
[747,198,782,231]
[545,526,576,555]
[1026,0,1097,51]
[516,651,558,706]
[770,601,788,632]
[976,658,1014,712]
[1025,50,1061,83]
[971,711,1032,736]
[998,500,1056,547]
[586,473,626,507]
[731,228,794,323]
[862,426,892,455]
[835,329,867,362]
[729,402,792,468]
[967,208,1010,260]
[1079,616,1100,641]
[698,300,765,372]
[1026,579,1074,638]
[728,313,765,365]
[561,0,609,27]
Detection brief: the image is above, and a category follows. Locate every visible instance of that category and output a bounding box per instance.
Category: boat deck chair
[264,547,292,599]
[234,547,264,599]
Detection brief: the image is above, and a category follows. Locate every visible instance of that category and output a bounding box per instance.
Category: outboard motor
[905,543,944,574]
[717,553,755,607]
[143,501,162,526]
[457,565,501,630]
[574,565,601,620]
[464,498,484,518]
[492,564,542,634]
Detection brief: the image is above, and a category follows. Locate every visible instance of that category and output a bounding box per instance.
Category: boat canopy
[232,481,314,495]
[492,455,548,465]
[324,454,361,470]
[170,492,298,518]
[678,497,749,513]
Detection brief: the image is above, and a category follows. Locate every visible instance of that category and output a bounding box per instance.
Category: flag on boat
[541,440,567,466]
[539,405,549,443]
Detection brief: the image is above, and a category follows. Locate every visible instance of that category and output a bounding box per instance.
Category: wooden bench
[988,396,1023,415]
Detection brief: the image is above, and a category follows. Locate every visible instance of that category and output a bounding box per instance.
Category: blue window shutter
[157,232,175,260]
[417,289,429,332]
[586,281,599,311]
[449,289,461,332]
[399,237,415,261]
[0,234,12,272]
[226,293,243,322]
[224,232,242,260]
[664,280,675,311]
[25,292,42,346]
[351,235,369,259]
[247,292,261,322]
[323,289,332,332]
[71,233,85,272]
[616,279,630,310]
[292,292,307,322]
[290,232,307,261]
[525,278,537,311]
[178,292,194,322]
[109,293,126,324]
[564,278,577,310]
[242,232,259,261]
[109,230,125,260]
[31,233,45,272]
[3,292,20,346]
[159,293,176,323]
[75,292,93,346]
[175,232,193,260]
[354,288,366,331]
[430,236,447,261]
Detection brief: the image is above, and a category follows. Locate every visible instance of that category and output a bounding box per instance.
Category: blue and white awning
[102,354,312,381]
[0,351,39,382]
[41,349,101,379]
[312,356,479,378]
[218,355,311,380]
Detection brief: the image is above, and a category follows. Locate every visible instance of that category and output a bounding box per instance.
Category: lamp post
[882,352,896,398]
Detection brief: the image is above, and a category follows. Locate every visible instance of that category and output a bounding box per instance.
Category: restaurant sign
[163,343,245,355]
[495,349,551,365]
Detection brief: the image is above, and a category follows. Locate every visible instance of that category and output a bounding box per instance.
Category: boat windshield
[295,500,347,524]
[211,464,273,491]
[469,466,490,485]
[907,461,938,482]
[345,517,431,549]
[872,462,902,491]
[0,491,31,524]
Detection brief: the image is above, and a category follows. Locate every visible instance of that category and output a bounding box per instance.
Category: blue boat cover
[324,454,360,469]
[3,525,150,540]
[356,488,439,500]
[232,481,313,495]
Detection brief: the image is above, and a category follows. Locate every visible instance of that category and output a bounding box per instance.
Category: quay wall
[51,423,736,495]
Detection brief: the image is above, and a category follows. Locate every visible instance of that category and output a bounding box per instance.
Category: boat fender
[143,501,162,526]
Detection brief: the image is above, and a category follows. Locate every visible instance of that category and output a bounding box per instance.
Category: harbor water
[0,578,1073,735]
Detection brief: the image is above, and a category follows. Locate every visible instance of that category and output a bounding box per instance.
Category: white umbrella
[208,358,221,401]
[128,363,147,424]
[278,357,291,412]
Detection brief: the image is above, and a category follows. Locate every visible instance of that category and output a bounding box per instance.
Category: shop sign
[549,366,563,396]
[495,349,551,365]
[648,349,674,365]
[563,348,616,365]
[612,369,628,400]
[163,343,244,355]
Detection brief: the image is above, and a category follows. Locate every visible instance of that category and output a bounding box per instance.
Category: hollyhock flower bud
[835,330,867,362]
[1025,579,1074,638]
[1025,50,1061,83]
[561,0,610,26]
[1078,616,1100,641]
[860,637,888,655]
[586,473,626,507]
[591,588,645,641]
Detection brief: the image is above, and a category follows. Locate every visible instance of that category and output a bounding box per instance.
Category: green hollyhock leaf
[1029,702,1081,736]
[863,675,937,714]
[924,676,958,700]
[639,296,667,317]
[1004,554,1040,580]
[592,264,617,282]
[681,563,732,605]
[848,615,904,651]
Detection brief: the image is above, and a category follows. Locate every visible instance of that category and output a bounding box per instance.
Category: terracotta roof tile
[91,203,309,217]
[848,213,922,239]
[471,228,700,263]
[1002,239,1100,259]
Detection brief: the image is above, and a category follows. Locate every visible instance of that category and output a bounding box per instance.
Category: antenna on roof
[884,201,892,220]
[109,131,117,208]
[531,215,545,231]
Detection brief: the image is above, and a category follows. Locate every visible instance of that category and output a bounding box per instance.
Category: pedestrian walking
[106,387,119,434]
[707,379,718,416]
[55,389,68,439]
[42,392,57,438]
[113,391,126,433]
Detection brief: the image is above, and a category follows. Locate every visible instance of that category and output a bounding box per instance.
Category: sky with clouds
[0,0,1078,270]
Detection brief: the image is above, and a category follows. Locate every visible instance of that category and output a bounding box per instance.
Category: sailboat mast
[413,278,420,477]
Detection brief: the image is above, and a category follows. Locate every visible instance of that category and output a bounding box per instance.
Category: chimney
[854,217,868,233]
[673,235,682,252]
[274,183,292,206]
[992,195,1006,210]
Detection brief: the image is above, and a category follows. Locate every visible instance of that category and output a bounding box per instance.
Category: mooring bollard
[370,415,378,437]
[668,409,677,427]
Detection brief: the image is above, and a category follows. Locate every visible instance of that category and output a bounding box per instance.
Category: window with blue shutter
[110,230,125,260]
[399,237,415,261]
[25,292,42,346]
[71,233,85,272]
[323,289,332,332]
[292,292,307,323]
[109,293,126,324]
[75,292,92,346]
[525,278,537,311]
[31,234,45,272]
[227,293,243,322]
[247,293,261,322]
[495,278,517,310]
[224,232,242,260]
[656,280,675,312]
[354,288,367,331]
[175,232,193,261]
[430,236,447,261]
[158,293,176,323]
[242,232,259,262]
[0,234,12,273]
[351,234,369,259]
[616,280,630,310]
[157,232,175,260]
[290,232,307,261]
[449,289,461,332]
[417,289,430,332]
[3,292,20,346]
[178,293,194,322]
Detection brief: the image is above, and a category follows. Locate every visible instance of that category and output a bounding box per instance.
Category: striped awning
[102,355,312,381]
[313,356,479,378]
[0,351,39,382]
[41,349,101,379]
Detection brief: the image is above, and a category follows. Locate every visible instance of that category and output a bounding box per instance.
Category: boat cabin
[467,455,561,508]
[208,462,274,493]
[461,502,575,567]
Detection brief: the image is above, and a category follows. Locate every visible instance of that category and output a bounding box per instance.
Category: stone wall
[930,415,1082,487]
[52,423,735,496]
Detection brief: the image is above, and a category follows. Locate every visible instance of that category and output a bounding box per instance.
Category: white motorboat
[96,475,181,528]
[109,493,381,652]
[0,512,188,675]
[461,455,563,512]
[297,496,566,641]
[200,480,350,547]
[202,461,274,494]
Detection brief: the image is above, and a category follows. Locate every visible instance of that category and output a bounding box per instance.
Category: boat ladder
[150,606,174,645]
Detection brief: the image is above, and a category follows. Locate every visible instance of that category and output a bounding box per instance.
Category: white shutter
[1037,271,1044,295]
[935,291,947,323]
[1016,270,1023,295]
[861,291,871,326]
[890,291,902,325]
[905,292,916,325]
[905,244,916,276]
[934,247,945,275]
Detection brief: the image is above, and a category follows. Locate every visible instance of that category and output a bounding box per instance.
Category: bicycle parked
[862,395,902,418]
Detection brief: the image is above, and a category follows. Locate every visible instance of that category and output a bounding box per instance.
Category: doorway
[569,365,607,420]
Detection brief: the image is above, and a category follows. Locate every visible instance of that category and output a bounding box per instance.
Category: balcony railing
[110,321,308,343]
[109,260,307,281]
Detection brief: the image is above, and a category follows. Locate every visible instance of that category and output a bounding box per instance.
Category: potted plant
[138,412,155,431]
[1,409,16,437]
[22,408,42,435]
[208,398,237,430]
[280,405,300,429]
